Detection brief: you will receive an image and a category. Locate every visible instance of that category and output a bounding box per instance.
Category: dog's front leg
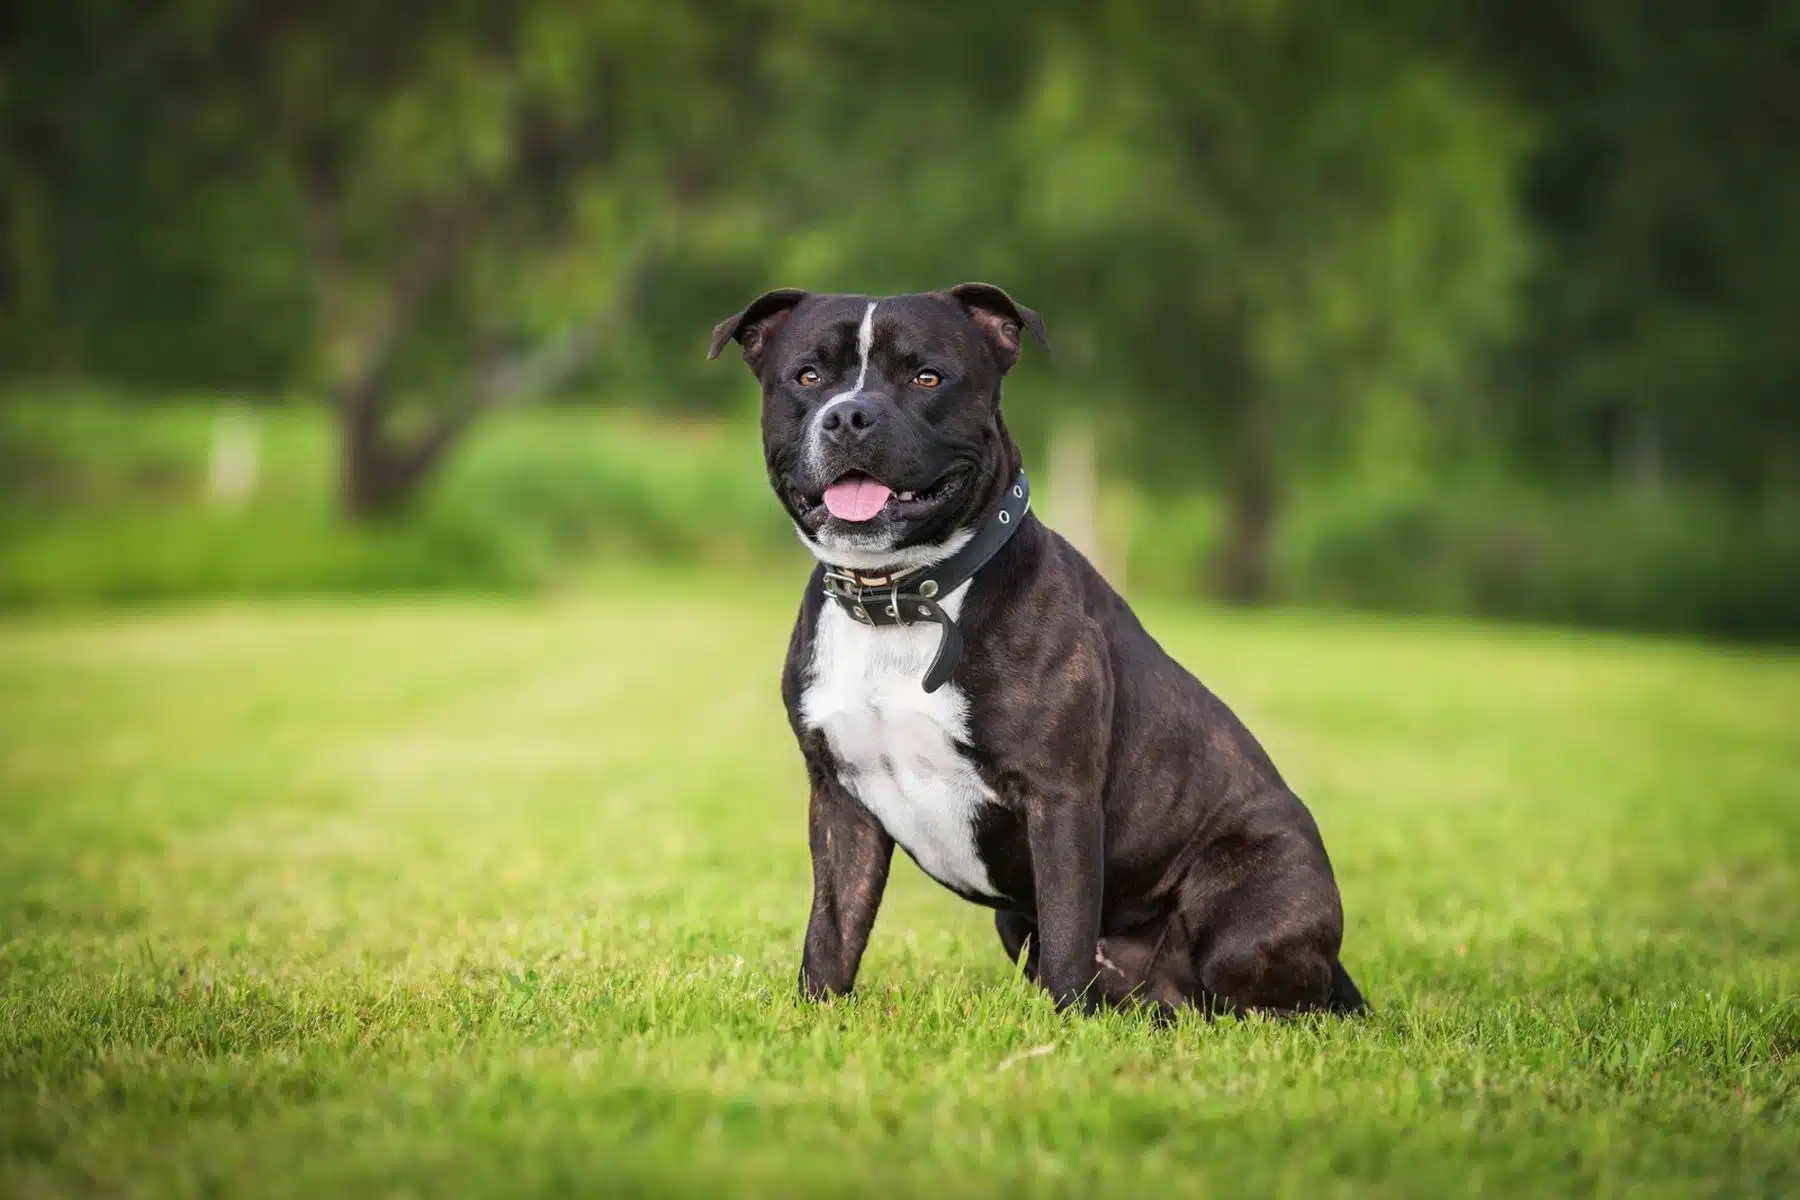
[798,775,894,1001]
[1024,796,1105,1011]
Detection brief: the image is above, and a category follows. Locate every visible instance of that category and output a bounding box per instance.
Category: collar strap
[822,469,1030,693]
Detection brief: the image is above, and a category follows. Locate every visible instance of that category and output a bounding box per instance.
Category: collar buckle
[821,568,861,600]
[823,565,925,598]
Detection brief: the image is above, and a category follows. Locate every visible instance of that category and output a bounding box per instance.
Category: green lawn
[2,569,1797,1197]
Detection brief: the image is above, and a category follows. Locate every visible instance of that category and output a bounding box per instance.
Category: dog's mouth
[790,470,965,527]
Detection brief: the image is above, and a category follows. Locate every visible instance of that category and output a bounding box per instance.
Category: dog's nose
[820,397,880,443]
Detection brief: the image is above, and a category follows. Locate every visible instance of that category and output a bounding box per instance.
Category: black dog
[709,284,1363,1015]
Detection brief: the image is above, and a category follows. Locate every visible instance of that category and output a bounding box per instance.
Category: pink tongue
[823,476,893,522]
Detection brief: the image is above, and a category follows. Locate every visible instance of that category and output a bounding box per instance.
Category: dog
[709,283,1364,1015]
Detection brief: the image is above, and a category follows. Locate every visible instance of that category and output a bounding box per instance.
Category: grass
[1,567,1798,1197]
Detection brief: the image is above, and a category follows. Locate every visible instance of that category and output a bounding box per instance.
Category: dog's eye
[914,369,942,388]
[796,367,821,387]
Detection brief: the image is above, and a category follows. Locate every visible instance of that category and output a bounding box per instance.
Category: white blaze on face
[804,300,879,478]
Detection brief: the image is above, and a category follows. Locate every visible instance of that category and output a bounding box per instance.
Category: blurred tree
[1472,0,1800,507]
[714,0,1526,600]
[1000,1,1528,600]
[3,0,1793,599]
[247,0,775,518]
[0,1,312,384]
[2,0,778,518]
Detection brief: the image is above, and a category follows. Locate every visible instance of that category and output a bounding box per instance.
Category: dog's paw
[797,968,852,1004]
[1048,983,1104,1018]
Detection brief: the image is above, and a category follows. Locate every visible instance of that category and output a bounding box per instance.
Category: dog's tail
[1327,959,1368,1015]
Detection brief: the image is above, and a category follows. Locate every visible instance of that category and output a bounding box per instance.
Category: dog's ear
[707,288,810,373]
[947,283,1049,374]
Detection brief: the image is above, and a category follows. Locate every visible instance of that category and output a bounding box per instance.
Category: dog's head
[709,284,1048,571]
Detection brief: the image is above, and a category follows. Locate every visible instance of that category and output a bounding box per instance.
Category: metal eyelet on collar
[920,580,939,598]
[998,511,1010,524]
[1013,485,1023,498]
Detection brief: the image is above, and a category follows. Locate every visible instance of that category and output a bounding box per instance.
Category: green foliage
[1478,0,1800,501]
[0,0,1536,457]
[1280,483,1800,640]
[0,394,794,608]
[3,0,1796,626]
[7,395,1798,639]
[1007,2,1530,472]
[3,582,1798,1194]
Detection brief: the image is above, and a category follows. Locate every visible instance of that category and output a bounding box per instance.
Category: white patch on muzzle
[796,524,972,572]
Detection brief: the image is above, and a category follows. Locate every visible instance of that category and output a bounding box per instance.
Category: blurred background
[2,0,1797,638]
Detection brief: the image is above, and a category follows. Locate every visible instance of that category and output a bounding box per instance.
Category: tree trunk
[1214,386,1278,605]
[336,320,609,522]
[1211,298,1279,606]
[339,386,408,521]
[1621,404,1663,499]
[305,174,628,522]
[338,387,481,522]
[301,180,482,523]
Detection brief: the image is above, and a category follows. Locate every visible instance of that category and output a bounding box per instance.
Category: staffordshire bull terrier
[709,283,1364,1016]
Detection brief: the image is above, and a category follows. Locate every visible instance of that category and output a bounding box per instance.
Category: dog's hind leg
[1192,894,1341,1016]
[1177,828,1349,1017]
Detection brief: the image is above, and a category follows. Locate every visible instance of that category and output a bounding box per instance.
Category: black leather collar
[821,470,1030,693]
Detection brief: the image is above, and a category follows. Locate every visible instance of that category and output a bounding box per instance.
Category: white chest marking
[800,582,1000,898]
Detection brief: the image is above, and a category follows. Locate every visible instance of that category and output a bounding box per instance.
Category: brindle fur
[713,285,1364,1016]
